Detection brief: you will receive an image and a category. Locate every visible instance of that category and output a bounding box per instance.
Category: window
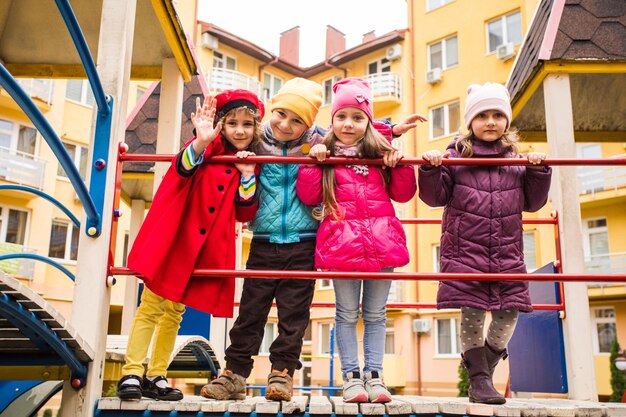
[486,11,522,53]
[57,142,89,180]
[48,220,79,261]
[318,279,333,289]
[303,321,312,345]
[263,74,283,102]
[319,322,338,355]
[122,232,130,267]
[435,317,461,355]
[582,217,610,265]
[136,87,146,104]
[367,58,390,75]
[429,101,460,139]
[523,230,538,271]
[213,52,236,70]
[577,144,603,194]
[259,322,277,354]
[428,35,458,70]
[66,79,95,106]
[432,244,441,273]
[427,0,453,12]
[0,206,29,245]
[0,118,37,157]
[322,75,342,106]
[385,319,395,354]
[591,307,616,354]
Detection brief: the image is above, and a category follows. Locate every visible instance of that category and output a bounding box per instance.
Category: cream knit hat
[464,83,512,128]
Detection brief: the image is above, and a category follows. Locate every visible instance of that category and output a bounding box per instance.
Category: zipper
[281,143,288,241]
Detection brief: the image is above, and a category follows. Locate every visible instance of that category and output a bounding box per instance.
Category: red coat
[127,137,258,317]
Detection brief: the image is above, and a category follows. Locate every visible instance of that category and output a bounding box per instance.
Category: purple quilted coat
[297,163,416,272]
[418,139,552,312]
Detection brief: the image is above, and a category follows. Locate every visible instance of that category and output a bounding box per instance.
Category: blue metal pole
[0,64,100,236]
[54,0,109,116]
[0,254,75,281]
[0,185,80,228]
[329,325,335,397]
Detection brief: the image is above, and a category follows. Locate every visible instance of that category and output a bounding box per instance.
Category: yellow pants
[122,287,186,377]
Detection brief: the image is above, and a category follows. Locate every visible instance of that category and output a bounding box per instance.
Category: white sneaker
[342,371,368,403]
[364,371,392,403]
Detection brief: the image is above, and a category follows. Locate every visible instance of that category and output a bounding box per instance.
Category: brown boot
[200,369,246,400]
[265,369,292,401]
[485,342,508,378]
[462,347,506,404]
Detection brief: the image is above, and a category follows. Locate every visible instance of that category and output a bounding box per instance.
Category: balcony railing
[0,242,36,280]
[206,68,261,96]
[16,78,54,105]
[578,154,626,196]
[0,146,46,189]
[363,72,402,101]
[585,252,626,276]
[387,280,405,303]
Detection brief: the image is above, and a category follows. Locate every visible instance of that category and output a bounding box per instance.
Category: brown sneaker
[265,369,293,401]
[200,369,246,400]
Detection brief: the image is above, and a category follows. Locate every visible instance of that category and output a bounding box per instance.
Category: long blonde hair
[455,126,520,157]
[313,123,396,221]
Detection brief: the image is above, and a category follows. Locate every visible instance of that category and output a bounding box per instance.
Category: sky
[197,0,408,67]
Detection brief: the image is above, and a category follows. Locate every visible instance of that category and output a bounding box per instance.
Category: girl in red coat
[117,90,264,401]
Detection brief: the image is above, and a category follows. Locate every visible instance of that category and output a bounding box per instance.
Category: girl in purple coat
[418,83,552,405]
[297,78,420,403]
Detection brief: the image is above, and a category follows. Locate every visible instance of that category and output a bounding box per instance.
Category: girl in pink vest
[297,78,419,403]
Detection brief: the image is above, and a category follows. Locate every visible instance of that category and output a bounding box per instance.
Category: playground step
[96,395,626,416]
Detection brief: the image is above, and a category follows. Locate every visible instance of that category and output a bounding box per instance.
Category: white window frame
[428,34,458,71]
[429,100,460,140]
[582,217,609,259]
[590,306,616,355]
[385,319,395,354]
[262,73,284,102]
[318,279,333,290]
[48,219,79,262]
[259,322,278,355]
[213,51,237,70]
[65,79,95,107]
[486,10,522,54]
[367,58,391,76]
[0,118,39,157]
[0,205,30,246]
[435,316,461,357]
[523,230,538,272]
[57,141,89,181]
[322,75,342,106]
[426,0,454,12]
[432,244,441,273]
[318,322,338,356]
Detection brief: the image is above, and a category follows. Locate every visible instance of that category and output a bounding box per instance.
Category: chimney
[362,30,376,44]
[279,26,300,66]
[326,25,346,60]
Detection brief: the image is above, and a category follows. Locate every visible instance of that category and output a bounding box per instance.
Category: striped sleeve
[238,174,256,202]
[180,143,204,171]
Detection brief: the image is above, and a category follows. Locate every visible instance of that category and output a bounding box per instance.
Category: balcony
[578,155,626,197]
[585,252,626,275]
[206,68,261,96]
[388,280,405,303]
[0,242,36,280]
[363,72,402,104]
[0,78,54,112]
[0,146,46,189]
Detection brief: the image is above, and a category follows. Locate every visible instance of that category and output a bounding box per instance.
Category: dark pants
[225,238,316,377]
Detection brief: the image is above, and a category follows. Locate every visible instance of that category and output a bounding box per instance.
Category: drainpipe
[258,57,279,97]
[324,59,348,78]
[408,0,423,396]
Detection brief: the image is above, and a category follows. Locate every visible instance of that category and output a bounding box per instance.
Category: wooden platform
[97,395,626,416]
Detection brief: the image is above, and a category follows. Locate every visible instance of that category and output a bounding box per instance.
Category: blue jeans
[334,274,392,379]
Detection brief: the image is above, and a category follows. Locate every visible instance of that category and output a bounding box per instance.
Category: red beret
[215,89,265,122]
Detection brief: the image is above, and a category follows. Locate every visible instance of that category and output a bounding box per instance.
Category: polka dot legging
[460,306,519,353]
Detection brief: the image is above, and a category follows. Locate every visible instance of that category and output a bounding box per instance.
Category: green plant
[458,359,469,397]
[103,382,117,398]
[42,409,52,417]
[610,337,626,402]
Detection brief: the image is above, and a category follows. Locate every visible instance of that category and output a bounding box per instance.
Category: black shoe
[117,375,143,400]
[141,376,183,401]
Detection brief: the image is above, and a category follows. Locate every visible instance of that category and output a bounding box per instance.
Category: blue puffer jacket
[248,123,325,243]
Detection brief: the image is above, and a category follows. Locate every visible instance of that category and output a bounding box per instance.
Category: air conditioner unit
[426,68,443,85]
[201,32,219,50]
[496,42,516,62]
[385,44,402,61]
[413,319,432,333]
